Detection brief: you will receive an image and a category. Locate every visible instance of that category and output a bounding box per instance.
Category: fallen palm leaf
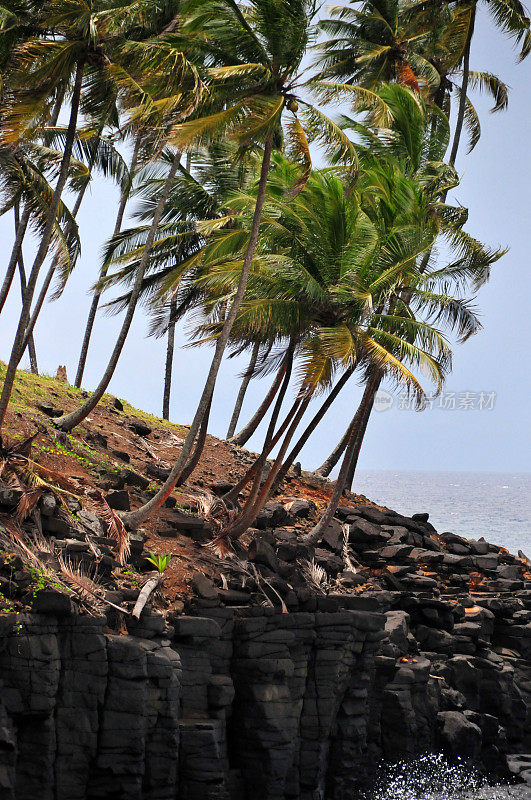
[89,489,130,564]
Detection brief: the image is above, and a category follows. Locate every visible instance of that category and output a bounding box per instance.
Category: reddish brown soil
[2,368,375,607]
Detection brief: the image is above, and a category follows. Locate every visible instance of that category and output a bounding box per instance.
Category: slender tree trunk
[0,61,85,430]
[162,299,177,420]
[21,122,111,355]
[224,341,295,510]
[223,396,311,539]
[14,205,38,374]
[271,365,355,492]
[303,373,381,546]
[54,150,182,432]
[226,340,260,439]
[49,85,66,127]
[21,178,88,352]
[344,375,382,492]
[449,6,476,167]
[223,396,303,504]
[229,361,286,446]
[223,343,297,503]
[0,204,31,315]
[75,135,142,388]
[123,133,275,527]
[176,395,213,486]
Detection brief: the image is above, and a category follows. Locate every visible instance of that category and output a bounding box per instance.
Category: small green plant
[146,552,172,574]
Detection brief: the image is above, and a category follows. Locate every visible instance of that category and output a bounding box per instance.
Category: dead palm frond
[88,489,130,565]
[300,558,330,593]
[57,554,106,614]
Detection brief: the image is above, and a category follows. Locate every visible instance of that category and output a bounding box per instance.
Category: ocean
[353,470,531,555]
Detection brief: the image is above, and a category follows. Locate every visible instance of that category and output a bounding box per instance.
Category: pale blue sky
[0,9,529,474]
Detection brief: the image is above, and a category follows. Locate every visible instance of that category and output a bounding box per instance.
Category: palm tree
[447,0,529,166]
[316,0,443,92]
[314,80,502,479]
[182,151,457,540]
[120,0,361,527]
[0,0,125,427]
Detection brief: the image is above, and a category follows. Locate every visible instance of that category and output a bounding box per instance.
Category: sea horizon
[351,469,531,555]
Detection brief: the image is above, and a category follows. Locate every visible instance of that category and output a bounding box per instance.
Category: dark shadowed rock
[191,573,218,600]
[437,711,482,760]
[254,501,288,529]
[106,489,130,512]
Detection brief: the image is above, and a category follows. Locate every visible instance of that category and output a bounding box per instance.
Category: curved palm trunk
[223,341,295,508]
[271,365,355,492]
[449,6,476,167]
[228,361,286,446]
[226,340,260,439]
[0,61,85,430]
[123,133,274,528]
[176,395,213,486]
[162,299,177,420]
[302,373,381,547]
[21,122,112,355]
[54,151,182,432]
[14,206,38,374]
[344,375,382,492]
[75,136,141,388]
[0,204,31,315]
[224,396,311,539]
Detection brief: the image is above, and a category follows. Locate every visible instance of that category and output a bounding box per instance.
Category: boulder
[248,538,280,573]
[284,498,316,519]
[384,610,409,655]
[191,573,218,600]
[436,711,482,760]
[106,489,130,512]
[129,419,152,437]
[254,501,288,529]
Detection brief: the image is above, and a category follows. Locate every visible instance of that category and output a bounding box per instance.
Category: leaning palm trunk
[222,341,296,505]
[75,136,142,388]
[228,358,286,446]
[0,62,85,430]
[21,122,112,356]
[175,395,213,486]
[162,299,177,420]
[220,395,311,540]
[55,151,182,433]
[343,376,380,492]
[449,8,476,167]
[270,366,356,492]
[122,133,275,528]
[223,393,304,505]
[226,340,260,438]
[302,373,381,547]
[0,204,31,314]
[14,206,38,374]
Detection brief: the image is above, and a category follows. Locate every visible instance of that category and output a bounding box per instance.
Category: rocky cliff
[1,372,531,798]
[1,562,531,799]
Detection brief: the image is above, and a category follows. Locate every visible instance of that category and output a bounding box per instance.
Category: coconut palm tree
[0,0,128,428]
[447,0,529,166]
[314,80,502,478]
[316,0,443,92]
[120,0,365,527]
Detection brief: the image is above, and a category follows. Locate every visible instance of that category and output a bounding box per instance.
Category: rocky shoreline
[0,475,531,799]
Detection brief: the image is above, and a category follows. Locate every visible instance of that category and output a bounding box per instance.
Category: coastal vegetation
[0,0,529,545]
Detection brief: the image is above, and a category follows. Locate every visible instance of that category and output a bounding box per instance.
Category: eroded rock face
[0,596,529,800]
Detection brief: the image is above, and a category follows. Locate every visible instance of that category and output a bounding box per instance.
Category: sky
[0,9,530,476]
